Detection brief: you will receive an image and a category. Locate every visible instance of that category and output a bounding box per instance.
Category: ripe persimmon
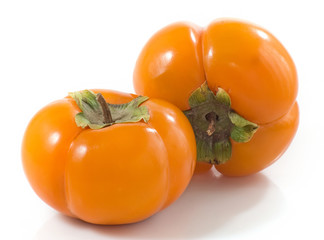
[134,19,299,176]
[22,90,196,224]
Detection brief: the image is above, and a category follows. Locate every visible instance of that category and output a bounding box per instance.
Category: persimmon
[22,89,196,224]
[133,19,299,176]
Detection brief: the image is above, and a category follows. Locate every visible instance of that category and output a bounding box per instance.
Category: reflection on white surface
[34,170,285,240]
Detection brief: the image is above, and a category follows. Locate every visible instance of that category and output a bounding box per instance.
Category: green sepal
[183,81,259,165]
[69,90,99,112]
[196,137,216,164]
[109,96,150,124]
[69,90,109,128]
[75,112,90,128]
[196,137,232,164]
[75,112,109,130]
[188,82,216,108]
[228,112,258,142]
[69,90,150,130]
[214,140,232,164]
[215,88,231,107]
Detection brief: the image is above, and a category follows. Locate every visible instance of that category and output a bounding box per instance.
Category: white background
[1,0,323,239]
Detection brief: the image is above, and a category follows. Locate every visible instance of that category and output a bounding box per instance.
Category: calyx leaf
[184,81,259,165]
[69,90,150,130]
[229,112,258,142]
[188,82,216,108]
[214,140,232,164]
[215,88,231,107]
[109,96,150,124]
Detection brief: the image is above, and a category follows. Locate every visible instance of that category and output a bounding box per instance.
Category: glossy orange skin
[134,19,299,176]
[22,90,196,224]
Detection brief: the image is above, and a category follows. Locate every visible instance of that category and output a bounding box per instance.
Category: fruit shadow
[35,170,285,239]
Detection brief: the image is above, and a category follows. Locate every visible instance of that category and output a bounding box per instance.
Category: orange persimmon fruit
[22,89,196,224]
[134,19,299,176]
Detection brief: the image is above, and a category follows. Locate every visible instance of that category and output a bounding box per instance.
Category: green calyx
[69,90,150,129]
[184,82,258,165]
